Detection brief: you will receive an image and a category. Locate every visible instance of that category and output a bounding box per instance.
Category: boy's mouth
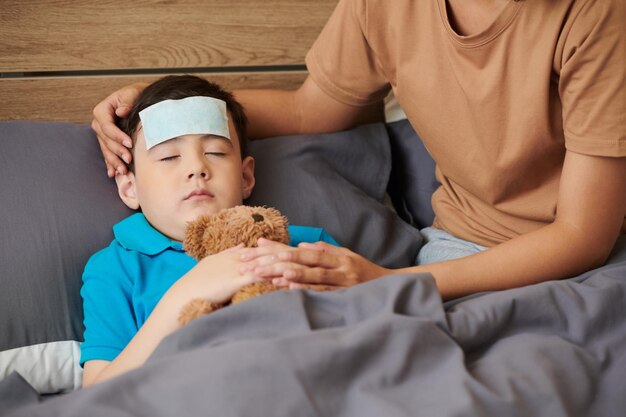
[184,189,215,200]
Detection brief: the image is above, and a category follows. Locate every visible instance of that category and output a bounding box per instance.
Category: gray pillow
[0,120,423,393]
[0,122,133,353]
[247,123,423,268]
[0,121,133,392]
[386,119,439,229]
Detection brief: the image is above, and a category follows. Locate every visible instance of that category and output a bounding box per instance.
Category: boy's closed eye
[155,149,226,162]
[157,150,227,162]
[159,155,180,162]
[203,140,232,156]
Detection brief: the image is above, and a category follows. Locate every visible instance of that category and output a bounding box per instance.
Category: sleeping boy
[80,75,337,386]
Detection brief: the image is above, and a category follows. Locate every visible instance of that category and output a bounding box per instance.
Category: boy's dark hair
[119,75,248,167]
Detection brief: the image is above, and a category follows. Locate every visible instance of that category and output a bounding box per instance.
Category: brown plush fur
[178,206,291,326]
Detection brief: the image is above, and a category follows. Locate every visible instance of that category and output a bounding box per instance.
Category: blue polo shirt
[80,213,338,365]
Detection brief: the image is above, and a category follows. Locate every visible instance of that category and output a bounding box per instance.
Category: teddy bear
[178,205,293,326]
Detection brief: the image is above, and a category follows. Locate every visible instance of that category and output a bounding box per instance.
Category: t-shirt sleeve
[288,225,341,247]
[305,0,391,106]
[558,0,626,157]
[80,245,138,366]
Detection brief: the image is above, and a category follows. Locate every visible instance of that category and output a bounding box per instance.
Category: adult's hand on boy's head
[91,82,147,177]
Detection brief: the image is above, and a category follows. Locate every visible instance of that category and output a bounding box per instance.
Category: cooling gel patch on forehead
[138,96,231,150]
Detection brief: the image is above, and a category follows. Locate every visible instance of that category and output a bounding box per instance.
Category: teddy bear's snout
[251,213,264,223]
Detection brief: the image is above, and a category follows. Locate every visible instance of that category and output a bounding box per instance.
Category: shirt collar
[113,213,183,255]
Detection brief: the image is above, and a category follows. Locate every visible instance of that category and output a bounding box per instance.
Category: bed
[1,1,625,416]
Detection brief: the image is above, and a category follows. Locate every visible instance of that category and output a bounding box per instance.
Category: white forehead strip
[138,96,231,150]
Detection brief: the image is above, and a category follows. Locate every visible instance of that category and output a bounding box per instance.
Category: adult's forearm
[405,152,626,301]
[234,89,302,139]
[234,81,384,140]
[402,221,612,301]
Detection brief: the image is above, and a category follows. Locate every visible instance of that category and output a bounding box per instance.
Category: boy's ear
[115,171,140,210]
[241,156,255,199]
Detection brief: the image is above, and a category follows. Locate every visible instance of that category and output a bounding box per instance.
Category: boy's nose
[188,171,208,179]
[187,162,210,180]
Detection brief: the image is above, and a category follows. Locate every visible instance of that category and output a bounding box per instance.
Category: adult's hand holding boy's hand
[239,240,390,289]
[91,82,148,177]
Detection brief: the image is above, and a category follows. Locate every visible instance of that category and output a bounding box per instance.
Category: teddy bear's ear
[184,216,210,260]
[258,206,291,245]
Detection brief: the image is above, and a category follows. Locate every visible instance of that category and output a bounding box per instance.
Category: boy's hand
[91,82,148,177]
[169,244,260,308]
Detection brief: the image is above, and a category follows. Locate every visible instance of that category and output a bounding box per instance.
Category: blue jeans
[416,227,487,265]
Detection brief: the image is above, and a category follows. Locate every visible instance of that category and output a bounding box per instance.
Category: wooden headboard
[0,0,337,124]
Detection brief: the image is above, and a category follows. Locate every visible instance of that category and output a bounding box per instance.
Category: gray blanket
[3,245,626,417]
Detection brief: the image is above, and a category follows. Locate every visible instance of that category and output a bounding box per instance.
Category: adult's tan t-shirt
[306,0,625,247]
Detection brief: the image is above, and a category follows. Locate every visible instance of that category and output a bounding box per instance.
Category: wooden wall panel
[0,0,337,72]
[0,72,307,124]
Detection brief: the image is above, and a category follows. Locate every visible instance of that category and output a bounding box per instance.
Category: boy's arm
[82,291,182,386]
[243,151,625,300]
[83,246,257,386]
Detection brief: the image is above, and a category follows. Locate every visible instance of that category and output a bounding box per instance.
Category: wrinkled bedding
[3,242,626,417]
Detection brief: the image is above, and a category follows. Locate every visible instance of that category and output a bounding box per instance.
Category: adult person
[91,0,625,301]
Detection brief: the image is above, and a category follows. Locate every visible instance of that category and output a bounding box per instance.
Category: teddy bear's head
[184,206,290,260]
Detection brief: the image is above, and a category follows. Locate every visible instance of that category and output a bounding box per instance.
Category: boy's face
[116,119,255,242]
